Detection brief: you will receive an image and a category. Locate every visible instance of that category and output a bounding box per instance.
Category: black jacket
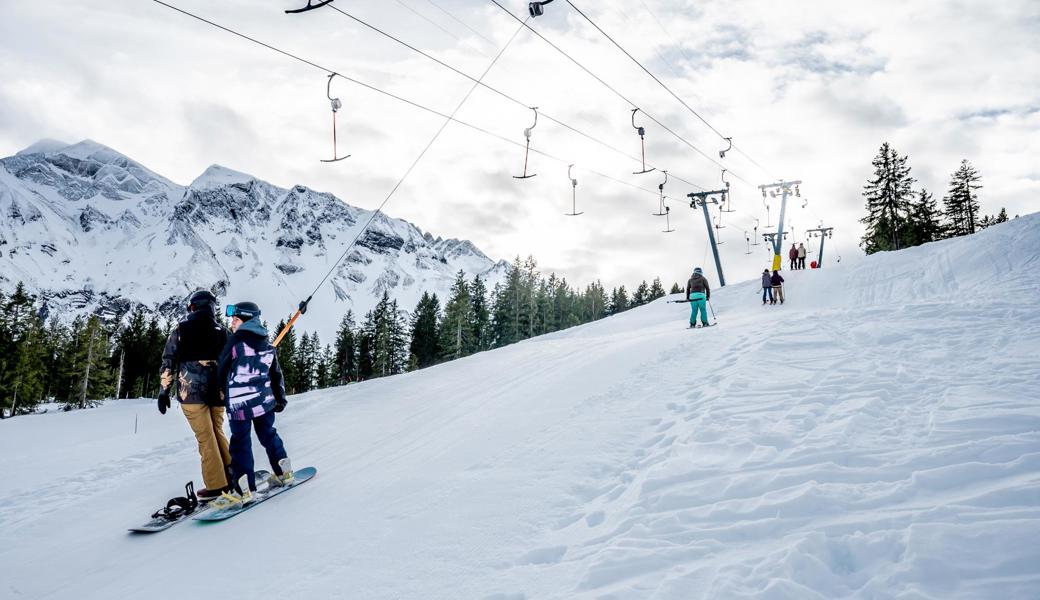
[160,310,229,405]
[685,274,711,300]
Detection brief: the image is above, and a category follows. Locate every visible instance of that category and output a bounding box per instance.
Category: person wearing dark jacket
[788,244,798,270]
[685,267,712,327]
[159,290,232,500]
[761,269,773,304]
[214,301,292,506]
[770,270,785,304]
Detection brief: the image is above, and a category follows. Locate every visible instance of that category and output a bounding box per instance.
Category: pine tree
[860,142,915,253]
[315,344,333,389]
[439,271,474,360]
[649,278,666,301]
[141,316,166,398]
[294,332,319,393]
[905,189,943,246]
[669,282,682,294]
[469,276,491,351]
[609,286,629,315]
[409,292,441,369]
[491,260,522,348]
[632,281,649,307]
[996,207,1008,223]
[368,292,408,377]
[65,315,113,410]
[332,311,357,385]
[273,319,299,394]
[356,313,374,381]
[942,159,982,237]
[0,285,49,415]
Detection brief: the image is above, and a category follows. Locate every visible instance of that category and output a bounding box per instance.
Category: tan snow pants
[181,403,231,491]
[772,285,785,303]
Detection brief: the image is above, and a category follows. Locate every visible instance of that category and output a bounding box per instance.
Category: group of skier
[683,254,801,323]
[788,243,808,270]
[761,269,785,305]
[158,291,294,508]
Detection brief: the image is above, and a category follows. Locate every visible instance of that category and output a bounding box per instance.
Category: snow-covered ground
[2,215,1038,599]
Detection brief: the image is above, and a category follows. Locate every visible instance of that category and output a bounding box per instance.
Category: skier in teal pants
[685,267,712,328]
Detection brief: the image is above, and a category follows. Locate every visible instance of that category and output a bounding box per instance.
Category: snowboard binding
[150,481,199,522]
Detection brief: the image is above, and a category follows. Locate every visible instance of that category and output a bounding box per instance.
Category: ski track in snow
[2,215,1039,599]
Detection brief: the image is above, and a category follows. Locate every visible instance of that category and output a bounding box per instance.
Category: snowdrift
[2,215,1038,599]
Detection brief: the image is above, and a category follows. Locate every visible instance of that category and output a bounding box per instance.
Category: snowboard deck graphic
[193,467,317,522]
[128,470,274,533]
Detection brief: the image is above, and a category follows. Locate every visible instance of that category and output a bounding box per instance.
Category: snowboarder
[761,269,773,304]
[214,301,293,507]
[798,243,807,270]
[158,290,232,500]
[770,270,785,304]
[788,244,798,270]
[685,267,711,327]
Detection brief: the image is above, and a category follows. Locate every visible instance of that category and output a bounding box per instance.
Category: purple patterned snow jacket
[216,319,287,421]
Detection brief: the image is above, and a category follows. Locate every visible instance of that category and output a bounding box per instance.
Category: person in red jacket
[788,244,798,270]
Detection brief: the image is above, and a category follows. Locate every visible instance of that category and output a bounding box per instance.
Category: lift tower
[688,189,729,287]
[806,226,834,267]
[759,180,802,271]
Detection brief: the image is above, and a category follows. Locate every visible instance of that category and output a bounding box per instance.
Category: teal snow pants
[688,292,708,326]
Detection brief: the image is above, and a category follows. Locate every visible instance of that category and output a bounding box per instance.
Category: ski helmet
[693,267,703,275]
[225,301,261,321]
[188,290,217,313]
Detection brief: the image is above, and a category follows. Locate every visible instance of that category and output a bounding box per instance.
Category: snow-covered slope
[0,140,507,338]
[2,215,1038,599]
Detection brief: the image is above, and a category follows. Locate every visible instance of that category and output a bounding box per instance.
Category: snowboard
[128,470,273,533]
[193,467,317,523]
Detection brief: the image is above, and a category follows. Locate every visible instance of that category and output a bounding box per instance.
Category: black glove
[158,390,170,415]
[274,399,287,413]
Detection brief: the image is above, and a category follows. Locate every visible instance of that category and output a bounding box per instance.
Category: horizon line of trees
[860,142,1012,254]
[0,259,676,415]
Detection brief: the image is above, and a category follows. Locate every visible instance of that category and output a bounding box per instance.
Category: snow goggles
[225,304,261,319]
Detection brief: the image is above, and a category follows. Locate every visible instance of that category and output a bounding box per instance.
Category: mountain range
[0,139,507,340]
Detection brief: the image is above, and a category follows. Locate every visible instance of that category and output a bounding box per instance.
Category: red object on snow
[811,261,818,269]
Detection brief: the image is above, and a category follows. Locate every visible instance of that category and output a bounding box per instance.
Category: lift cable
[326,3,707,190]
[565,0,777,179]
[488,0,749,185]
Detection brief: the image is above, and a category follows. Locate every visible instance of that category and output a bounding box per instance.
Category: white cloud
[1,0,1036,292]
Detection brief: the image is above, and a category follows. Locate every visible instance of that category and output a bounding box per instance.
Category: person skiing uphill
[685,267,711,328]
[158,290,231,500]
[770,270,785,304]
[214,301,293,507]
[789,244,798,270]
[761,269,773,305]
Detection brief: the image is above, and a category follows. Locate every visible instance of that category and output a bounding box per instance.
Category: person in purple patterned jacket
[214,301,293,506]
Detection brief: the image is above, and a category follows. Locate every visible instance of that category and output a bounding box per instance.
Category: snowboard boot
[197,486,230,502]
[268,458,295,487]
[210,475,254,509]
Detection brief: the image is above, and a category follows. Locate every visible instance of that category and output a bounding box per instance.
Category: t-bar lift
[688,189,728,287]
[759,180,801,271]
[805,226,834,267]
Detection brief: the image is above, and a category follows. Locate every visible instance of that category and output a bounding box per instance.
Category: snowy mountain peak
[16,138,70,156]
[0,141,506,340]
[190,164,257,191]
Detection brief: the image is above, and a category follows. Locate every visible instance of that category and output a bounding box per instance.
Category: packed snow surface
[2,216,1039,599]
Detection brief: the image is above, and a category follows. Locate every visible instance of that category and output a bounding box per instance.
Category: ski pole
[708,299,717,323]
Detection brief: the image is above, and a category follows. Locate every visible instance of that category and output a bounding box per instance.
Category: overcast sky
[2,0,1037,291]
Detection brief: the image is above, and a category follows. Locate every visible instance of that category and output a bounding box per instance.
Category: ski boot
[267,458,295,488]
[209,474,254,510]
